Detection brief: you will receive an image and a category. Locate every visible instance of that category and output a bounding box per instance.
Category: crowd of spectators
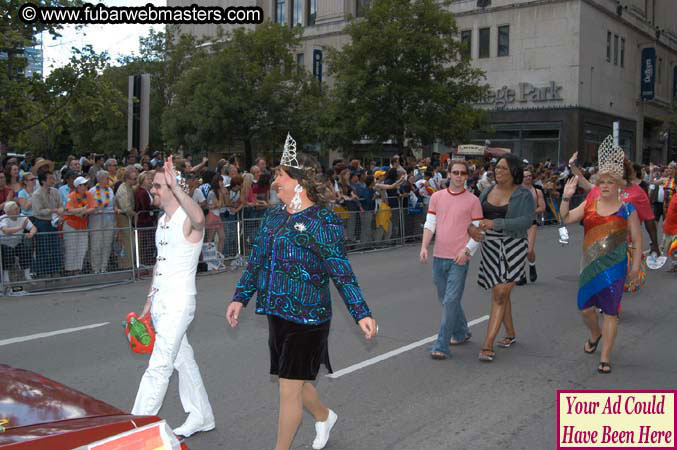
[0,147,674,288]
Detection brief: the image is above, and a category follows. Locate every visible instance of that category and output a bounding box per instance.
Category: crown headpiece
[597,135,625,180]
[280,132,302,170]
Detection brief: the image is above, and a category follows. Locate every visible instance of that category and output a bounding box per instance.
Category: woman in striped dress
[472,155,535,362]
[559,171,641,374]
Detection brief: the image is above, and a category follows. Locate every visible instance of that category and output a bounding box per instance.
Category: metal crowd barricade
[0,212,135,295]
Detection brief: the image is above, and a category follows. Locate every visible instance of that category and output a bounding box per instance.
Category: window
[620,37,625,68]
[307,0,316,25]
[356,0,369,17]
[296,52,304,73]
[479,27,490,58]
[498,25,509,57]
[613,34,618,65]
[276,0,286,24]
[606,31,611,62]
[460,30,472,59]
[291,0,302,26]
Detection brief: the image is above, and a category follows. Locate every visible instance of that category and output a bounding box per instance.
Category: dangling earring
[290,184,303,212]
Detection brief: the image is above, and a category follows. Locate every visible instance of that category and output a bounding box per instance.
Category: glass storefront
[471,122,561,164]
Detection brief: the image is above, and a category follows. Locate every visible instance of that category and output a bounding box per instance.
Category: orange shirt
[65,191,96,230]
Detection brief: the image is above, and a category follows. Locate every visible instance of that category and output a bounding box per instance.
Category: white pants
[63,223,88,271]
[131,294,213,427]
[88,216,115,273]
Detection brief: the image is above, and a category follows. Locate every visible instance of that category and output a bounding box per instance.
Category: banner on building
[673,65,677,100]
[640,47,656,100]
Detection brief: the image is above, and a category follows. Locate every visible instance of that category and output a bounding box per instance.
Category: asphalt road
[2,224,676,450]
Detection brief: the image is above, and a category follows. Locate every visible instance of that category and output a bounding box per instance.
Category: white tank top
[152,207,203,295]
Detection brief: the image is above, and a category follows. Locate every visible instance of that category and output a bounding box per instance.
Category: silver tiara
[280,132,302,169]
[597,135,625,179]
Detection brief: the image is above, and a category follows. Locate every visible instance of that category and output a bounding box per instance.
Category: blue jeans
[432,257,470,356]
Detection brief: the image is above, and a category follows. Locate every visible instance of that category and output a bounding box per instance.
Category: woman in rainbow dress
[558,136,642,374]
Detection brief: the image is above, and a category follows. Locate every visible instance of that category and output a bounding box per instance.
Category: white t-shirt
[192,188,206,205]
[0,216,34,248]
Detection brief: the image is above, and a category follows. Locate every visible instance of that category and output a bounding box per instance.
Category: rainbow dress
[578,200,635,315]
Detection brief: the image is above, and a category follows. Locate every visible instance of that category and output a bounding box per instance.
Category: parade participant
[226,134,377,450]
[420,160,483,360]
[559,136,641,374]
[470,155,534,362]
[570,153,659,255]
[663,192,677,272]
[132,156,214,439]
[516,167,545,285]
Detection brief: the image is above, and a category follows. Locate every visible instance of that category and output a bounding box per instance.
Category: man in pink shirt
[420,160,483,360]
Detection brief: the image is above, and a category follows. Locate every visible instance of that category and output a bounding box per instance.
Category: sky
[41,0,166,76]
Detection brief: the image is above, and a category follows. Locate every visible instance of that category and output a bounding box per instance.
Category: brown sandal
[478,348,495,362]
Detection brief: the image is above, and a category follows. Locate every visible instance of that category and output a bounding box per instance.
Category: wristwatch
[562,196,571,202]
[464,248,471,257]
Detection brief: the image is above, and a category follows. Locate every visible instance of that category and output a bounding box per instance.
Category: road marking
[327,315,490,379]
[0,322,110,347]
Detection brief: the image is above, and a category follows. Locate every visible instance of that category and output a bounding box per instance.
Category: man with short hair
[68,158,82,176]
[420,161,483,360]
[132,156,214,439]
[88,155,105,183]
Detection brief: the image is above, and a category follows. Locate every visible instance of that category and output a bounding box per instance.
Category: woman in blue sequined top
[226,150,377,450]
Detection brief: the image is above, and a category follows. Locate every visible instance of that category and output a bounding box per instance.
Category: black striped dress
[477,202,529,289]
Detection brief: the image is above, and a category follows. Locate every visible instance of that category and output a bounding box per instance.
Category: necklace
[95,184,111,208]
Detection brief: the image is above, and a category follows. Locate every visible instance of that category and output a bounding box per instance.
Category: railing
[0,193,572,294]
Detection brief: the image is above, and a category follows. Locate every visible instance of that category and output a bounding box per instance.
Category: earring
[290,184,303,212]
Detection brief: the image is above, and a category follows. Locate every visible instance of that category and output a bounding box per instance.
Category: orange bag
[124,312,156,354]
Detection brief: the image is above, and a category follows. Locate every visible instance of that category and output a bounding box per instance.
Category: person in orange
[64,176,96,275]
[664,193,677,272]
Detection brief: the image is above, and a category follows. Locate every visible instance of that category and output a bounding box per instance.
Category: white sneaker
[172,418,215,438]
[312,409,337,450]
[23,269,32,280]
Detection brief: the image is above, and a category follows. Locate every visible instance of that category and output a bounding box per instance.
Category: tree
[327,0,488,155]
[0,0,84,151]
[163,21,328,167]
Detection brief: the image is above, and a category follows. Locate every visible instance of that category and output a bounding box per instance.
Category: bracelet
[562,196,571,202]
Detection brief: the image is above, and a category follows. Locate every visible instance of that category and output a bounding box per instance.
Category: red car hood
[0,364,124,430]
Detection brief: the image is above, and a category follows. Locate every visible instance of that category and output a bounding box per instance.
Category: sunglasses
[451,170,468,176]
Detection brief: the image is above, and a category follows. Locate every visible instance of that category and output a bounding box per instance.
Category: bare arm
[628,211,642,275]
[190,157,208,174]
[164,156,205,233]
[535,189,545,214]
[560,176,586,224]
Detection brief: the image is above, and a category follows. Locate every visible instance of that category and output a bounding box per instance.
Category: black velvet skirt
[267,314,333,381]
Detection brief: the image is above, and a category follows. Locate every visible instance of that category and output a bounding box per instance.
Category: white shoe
[23,269,32,280]
[172,418,215,438]
[312,409,337,449]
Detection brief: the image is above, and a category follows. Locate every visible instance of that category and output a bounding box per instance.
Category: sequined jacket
[232,204,372,325]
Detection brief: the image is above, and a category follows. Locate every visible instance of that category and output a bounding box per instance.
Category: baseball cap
[74,176,90,187]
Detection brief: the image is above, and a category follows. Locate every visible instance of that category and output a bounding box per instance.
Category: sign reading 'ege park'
[476,81,564,110]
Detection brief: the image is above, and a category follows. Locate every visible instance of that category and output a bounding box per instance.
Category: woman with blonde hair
[560,137,642,374]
